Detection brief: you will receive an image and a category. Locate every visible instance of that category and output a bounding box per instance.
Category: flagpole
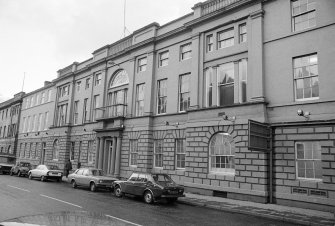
[21,72,25,92]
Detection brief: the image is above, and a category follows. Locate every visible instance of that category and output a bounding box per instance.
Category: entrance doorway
[107,140,114,175]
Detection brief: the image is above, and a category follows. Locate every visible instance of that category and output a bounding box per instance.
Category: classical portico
[94,129,123,177]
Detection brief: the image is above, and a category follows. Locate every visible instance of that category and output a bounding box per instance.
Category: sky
[0,0,201,102]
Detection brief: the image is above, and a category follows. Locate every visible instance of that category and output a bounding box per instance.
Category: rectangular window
[73,101,79,125]
[157,79,167,114]
[83,98,88,123]
[296,141,322,180]
[129,139,138,166]
[76,81,81,92]
[70,142,75,161]
[30,116,35,132]
[57,104,68,126]
[239,23,247,43]
[205,68,214,107]
[218,28,234,49]
[26,99,30,109]
[135,84,145,116]
[175,139,186,169]
[30,96,34,107]
[154,139,164,168]
[206,34,214,52]
[93,95,100,121]
[60,85,69,97]
[218,62,234,106]
[95,73,101,86]
[85,78,91,89]
[293,54,318,101]
[36,94,40,106]
[38,114,43,131]
[44,112,49,130]
[138,57,147,72]
[180,43,192,61]
[179,74,190,112]
[33,115,38,132]
[41,92,45,104]
[159,51,169,67]
[87,141,94,164]
[291,0,316,32]
[22,117,26,133]
[47,90,52,102]
[239,59,248,103]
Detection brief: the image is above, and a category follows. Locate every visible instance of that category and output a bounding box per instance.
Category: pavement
[62,177,334,226]
[178,193,335,226]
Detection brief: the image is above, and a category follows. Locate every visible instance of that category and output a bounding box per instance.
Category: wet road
[0,175,299,226]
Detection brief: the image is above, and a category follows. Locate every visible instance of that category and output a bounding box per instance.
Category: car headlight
[99,180,103,183]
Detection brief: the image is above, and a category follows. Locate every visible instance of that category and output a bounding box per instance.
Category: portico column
[103,139,109,173]
[95,137,100,168]
[114,136,122,177]
[110,137,117,175]
[98,137,104,169]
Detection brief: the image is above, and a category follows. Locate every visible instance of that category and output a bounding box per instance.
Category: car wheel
[17,171,21,177]
[114,186,123,197]
[41,175,46,182]
[71,180,77,188]
[144,191,154,204]
[90,182,97,192]
[28,173,33,180]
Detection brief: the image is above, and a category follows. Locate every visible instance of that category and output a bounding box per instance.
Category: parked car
[28,164,63,182]
[68,168,117,192]
[0,163,14,175]
[10,162,32,177]
[113,172,185,204]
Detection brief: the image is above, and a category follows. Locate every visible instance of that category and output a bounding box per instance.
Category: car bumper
[46,175,62,180]
[96,183,114,189]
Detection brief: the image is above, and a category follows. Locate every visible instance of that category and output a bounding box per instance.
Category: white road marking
[105,214,143,226]
[8,185,30,192]
[40,194,82,208]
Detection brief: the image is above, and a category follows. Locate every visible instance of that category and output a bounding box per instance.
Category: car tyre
[17,171,21,177]
[41,175,46,182]
[72,180,77,188]
[144,191,154,204]
[114,186,123,197]
[90,182,97,192]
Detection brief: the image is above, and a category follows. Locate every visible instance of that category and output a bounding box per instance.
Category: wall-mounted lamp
[297,109,310,120]
[24,133,28,137]
[83,128,86,132]
[45,132,48,135]
[35,132,40,136]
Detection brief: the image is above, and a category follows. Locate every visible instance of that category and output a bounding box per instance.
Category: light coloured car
[68,168,117,192]
[28,164,63,182]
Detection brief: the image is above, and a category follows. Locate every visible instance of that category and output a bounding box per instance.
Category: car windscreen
[152,174,175,186]
[91,169,104,176]
[47,165,59,170]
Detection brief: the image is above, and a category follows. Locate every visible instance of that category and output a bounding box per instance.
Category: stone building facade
[1,0,333,211]
[0,92,24,165]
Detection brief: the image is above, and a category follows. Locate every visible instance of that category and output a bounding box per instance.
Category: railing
[95,104,128,120]
[201,0,240,16]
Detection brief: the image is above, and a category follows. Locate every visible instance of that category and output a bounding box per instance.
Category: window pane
[219,84,234,106]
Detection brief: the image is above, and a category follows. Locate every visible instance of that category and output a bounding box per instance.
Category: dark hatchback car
[113,172,185,204]
[10,162,32,177]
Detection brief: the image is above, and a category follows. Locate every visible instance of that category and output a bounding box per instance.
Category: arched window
[107,70,129,117]
[53,139,60,160]
[109,70,129,88]
[209,133,235,174]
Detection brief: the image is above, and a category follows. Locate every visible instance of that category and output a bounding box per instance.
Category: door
[123,173,138,194]
[132,174,148,196]
[41,142,46,164]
